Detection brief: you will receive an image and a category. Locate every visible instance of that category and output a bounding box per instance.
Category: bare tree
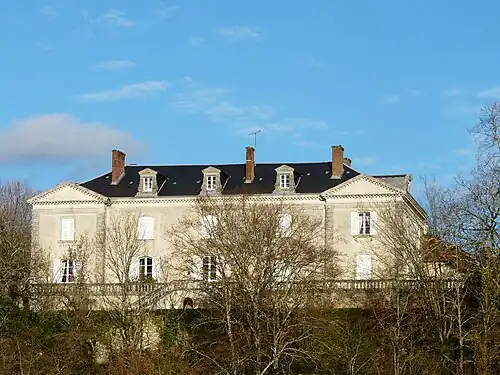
[169,196,340,375]
[0,180,40,307]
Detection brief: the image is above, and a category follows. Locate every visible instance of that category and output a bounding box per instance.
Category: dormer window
[136,168,160,197]
[201,166,223,195]
[206,175,217,191]
[143,176,153,192]
[274,165,297,194]
[280,174,290,189]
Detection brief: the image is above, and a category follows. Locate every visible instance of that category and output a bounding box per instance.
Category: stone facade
[29,173,426,290]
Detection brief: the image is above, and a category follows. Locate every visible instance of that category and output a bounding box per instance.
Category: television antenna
[248,129,262,149]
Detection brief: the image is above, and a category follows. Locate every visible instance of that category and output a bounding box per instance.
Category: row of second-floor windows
[53,254,383,283]
[53,256,160,283]
[59,211,378,242]
[191,254,375,282]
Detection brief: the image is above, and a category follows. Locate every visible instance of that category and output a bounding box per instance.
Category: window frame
[139,256,154,280]
[279,173,291,189]
[202,256,217,282]
[143,176,154,193]
[206,175,217,191]
[61,259,75,283]
[358,212,371,235]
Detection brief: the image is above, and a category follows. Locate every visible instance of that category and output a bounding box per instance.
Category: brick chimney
[331,145,344,179]
[111,149,126,185]
[245,146,255,183]
[343,157,352,167]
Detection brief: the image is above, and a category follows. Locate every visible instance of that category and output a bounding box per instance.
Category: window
[203,256,217,281]
[358,212,371,235]
[279,174,290,189]
[351,212,377,236]
[356,254,372,280]
[206,175,217,191]
[139,256,153,279]
[277,213,292,237]
[201,215,218,239]
[143,176,153,192]
[138,216,155,240]
[61,218,75,241]
[61,260,75,283]
[275,262,292,283]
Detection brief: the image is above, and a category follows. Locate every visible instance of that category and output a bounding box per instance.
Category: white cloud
[190,36,205,47]
[217,26,261,42]
[444,104,481,117]
[79,8,89,19]
[307,56,323,68]
[383,89,421,105]
[79,81,167,102]
[443,88,463,96]
[95,59,136,71]
[0,114,140,163]
[101,8,136,27]
[40,6,57,18]
[354,156,377,166]
[478,86,500,98]
[154,3,179,18]
[383,94,400,105]
[36,41,53,51]
[266,118,326,132]
[172,82,325,136]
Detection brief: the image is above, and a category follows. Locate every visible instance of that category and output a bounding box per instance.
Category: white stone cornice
[27,182,107,205]
[320,173,406,197]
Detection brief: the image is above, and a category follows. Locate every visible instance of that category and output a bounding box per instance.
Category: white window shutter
[356,254,372,280]
[200,217,208,239]
[145,217,154,239]
[191,256,203,280]
[278,214,292,237]
[350,212,359,235]
[52,259,61,283]
[370,212,378,235]
[74,260,82,282]
[129,257,139,282]
[201,215,218,239]
[153,257,161,281]
[138,217,154,240]
[61,218,75,241]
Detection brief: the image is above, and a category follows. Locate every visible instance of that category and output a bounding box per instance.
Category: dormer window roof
[201,166,226,195]
[136,168,162,197]
[274,165,298,194]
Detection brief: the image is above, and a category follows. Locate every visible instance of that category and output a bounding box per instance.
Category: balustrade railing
[27,278,462,296]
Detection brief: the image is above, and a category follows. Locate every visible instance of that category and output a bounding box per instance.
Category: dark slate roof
[80,162,361,197]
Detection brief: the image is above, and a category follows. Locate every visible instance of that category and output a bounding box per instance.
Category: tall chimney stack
[111,149,126,185]
[331,145,344,179]
[245,146,255,183]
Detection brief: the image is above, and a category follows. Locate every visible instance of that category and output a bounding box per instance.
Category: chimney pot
[343,157,352,167]
[111,149,126,185]
[331,145,344,179]
[245,146,255,183]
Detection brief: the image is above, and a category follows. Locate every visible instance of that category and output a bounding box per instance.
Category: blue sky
[1,1,499,196]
